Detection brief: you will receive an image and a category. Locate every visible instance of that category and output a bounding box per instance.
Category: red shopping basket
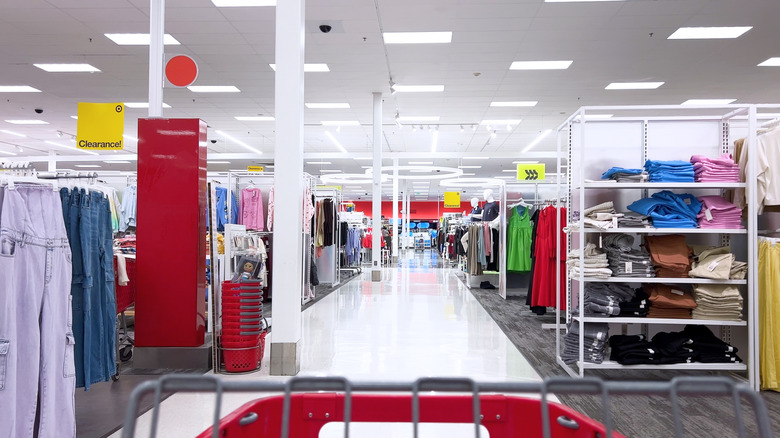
[222,332,267,372]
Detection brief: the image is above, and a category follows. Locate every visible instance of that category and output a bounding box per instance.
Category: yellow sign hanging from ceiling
[76,102,125,150]
[443,191,461,208]
[247,165,265,172]
[517,163,546,181]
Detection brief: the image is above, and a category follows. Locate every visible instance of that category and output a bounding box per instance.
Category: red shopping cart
[113,254,136,381]
[120,375,773,438]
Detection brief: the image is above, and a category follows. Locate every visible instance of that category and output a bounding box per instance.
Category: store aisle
[114,259,541,437]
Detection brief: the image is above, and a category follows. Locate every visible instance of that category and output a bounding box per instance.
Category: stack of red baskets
[220,280,266,373]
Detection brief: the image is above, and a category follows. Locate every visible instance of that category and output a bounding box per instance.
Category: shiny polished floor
[113,249,542,437]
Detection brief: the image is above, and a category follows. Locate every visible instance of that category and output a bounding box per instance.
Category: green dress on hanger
[507,206,533,272]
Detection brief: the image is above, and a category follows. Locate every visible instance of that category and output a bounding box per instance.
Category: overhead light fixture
[460,173,476,176]
[382,31,452,44]
[125,102,172,108]
[758,57,780,67]
[187,85,240,93]
[408,161,433,165]
[496,176,515,179]
[481,119,520,125]
[211,0,276,6]
[235,116,275,121]
[324,131,348,153]
[5,120,49,125]
[207,161,231,164]
[431,129,439,153]
[269,63,330,72]
[0,86,41,93]
[306,161,332,164]
[105,33,180,45]
[668,26,752,40]
[321,120,360,126]
[74,164,101,168]
[34,63,101,73]
[501,169,518,173]
[605,82,664,90]
[410,169,433,173]
[0,150,16,156]
[319,169,342,173]
[215,130,263,154]
[398,116,440,122]
[391,85,445,93]
[490,101,538,107]
[103,160,133,164]
[522,129,552,153]
[353,157,373,161]
[681,99,736,106]
[70,115,78,119]
[0,130,26,138]
[463,157,489,160]
[305,103,350,109]
[510,61,572,70]
[360,166,373,169]
[45,140,99,155]
[458,165,482,169]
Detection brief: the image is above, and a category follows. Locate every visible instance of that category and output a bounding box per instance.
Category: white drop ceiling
[1,0,780,200]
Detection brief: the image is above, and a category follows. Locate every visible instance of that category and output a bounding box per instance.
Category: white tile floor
[114,250,544,437]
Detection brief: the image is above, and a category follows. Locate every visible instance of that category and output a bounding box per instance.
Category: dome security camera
[210,139,217,144]
[319,24,332,33]
[35,108,43,114]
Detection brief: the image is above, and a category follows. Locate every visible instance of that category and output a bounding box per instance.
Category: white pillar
[47,151,56,172]
[392,158,399,262]
[148,0,165,118]
[270,0,305,376]
[371,92,383,281]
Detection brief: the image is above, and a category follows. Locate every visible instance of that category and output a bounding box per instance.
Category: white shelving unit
[555,104,761,390]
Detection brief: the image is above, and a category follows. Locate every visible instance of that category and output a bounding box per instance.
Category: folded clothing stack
[577,283,636,317]
[609,326,740,365]
[697,196,743,229]
[645,283,697,319]
[603,234,656,277]
[644,159,695,183]
[689,245,747,280]
[618,212,652,228]
[561,322,609,364]
[601,167,648,182]
[619,289,650,317]
[643,234,692,277]
[690,154,740,183]
[568,242,611,279]
[692,284,743,321]
[583,201,622,230]
[628,191,701,228]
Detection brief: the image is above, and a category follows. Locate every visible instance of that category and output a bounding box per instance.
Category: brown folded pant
[644,234,692,275]
[645,283,697,309]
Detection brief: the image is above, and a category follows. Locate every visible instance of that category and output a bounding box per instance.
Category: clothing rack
[313,188,342,287]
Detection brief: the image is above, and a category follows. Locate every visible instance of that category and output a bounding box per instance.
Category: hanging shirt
[120,185,137,231]
[240,187,265,231]
[303,186,315,234]
[267,186,275,231]
[482,201,500,221]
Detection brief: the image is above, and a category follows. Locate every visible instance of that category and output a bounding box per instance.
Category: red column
[135,118,207,347]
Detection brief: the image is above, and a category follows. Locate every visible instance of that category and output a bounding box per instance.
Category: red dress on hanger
[530,206,568,310]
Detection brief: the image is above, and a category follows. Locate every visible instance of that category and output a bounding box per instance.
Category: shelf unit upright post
[554,104,761,390]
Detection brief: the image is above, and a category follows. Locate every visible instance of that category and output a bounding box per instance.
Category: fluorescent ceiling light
[458,165,482,169]
[383,31,452,44]
[758,57,780,67]
[324,131,348,153]
[305,103,350,109]
[480,119,521,125]
[410,169,433,173]
[391,85,444,93]
[502,169,518,173]
[361,166,372,169]
[5,120,48,125]
[34,63,101,73]
[306,161,332,164]
[463,157,489,160]
[104,160,132,164]
[398,116,440,122]
[461,173,476,176]
[207,161,231,164]
[668,26,752,40]
[408,161,433,165]
[321,121,360,126]
[0,86,41,93]
[235,116,274,121]
[75,164,101,168]
[681,99,736,106]
[510,61,572,70]
[105,33,180,45]
[188,85,240,93]
[211,0,276,6]
[574,114,614,120]
[269,63,330,72]
[45,140,98,155]
[522,129,552,153]
[353,157,373,160]
[125,102,172,108]
[512,161,540,164]
[490,101,538,107]
[215,130,262,154]
[605,82,664,90]
[496,176,515,179]
[0,130,26,138]
[320,170,342,173]
[431,130,439,153]
[70,115,78,119]
[0,150,16,156]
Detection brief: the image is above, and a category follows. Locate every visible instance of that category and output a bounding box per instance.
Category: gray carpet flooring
[466,282,780,437]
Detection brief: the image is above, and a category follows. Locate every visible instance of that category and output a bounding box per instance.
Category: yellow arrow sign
[516,163,545,181]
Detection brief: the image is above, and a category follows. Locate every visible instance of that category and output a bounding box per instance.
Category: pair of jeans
[0,186,75,438]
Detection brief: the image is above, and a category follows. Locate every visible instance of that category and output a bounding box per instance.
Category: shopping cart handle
[238,412,258,426]
[556,416,580,430]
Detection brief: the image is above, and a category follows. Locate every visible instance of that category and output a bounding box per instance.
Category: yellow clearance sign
[443,191,461,208]
[517,163,546,181]
[247,165,265,172]
[77,102,125,150]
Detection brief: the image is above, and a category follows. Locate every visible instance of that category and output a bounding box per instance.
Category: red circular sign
[165,55,198,87]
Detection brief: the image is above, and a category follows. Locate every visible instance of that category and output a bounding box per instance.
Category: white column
[270,0,305,376]
[392,158,399,262]
[47,151,56,172]
[148,0,165,118]
[371,92,383,281]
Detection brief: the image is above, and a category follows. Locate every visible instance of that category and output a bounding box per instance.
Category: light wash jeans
[0,186,76,438]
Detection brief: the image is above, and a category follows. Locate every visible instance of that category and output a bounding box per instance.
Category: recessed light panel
[0,86,41,93]
[5,120,49,125]
[105,33,180,45]
[125,102,172,108]
[605,82,664,90]
[34,64,101,73]
[668,26,752,40]
[187,86,240,93]
[0,130,26,137]
[758,57,780,67]
[269,63,330,72]
[391,85,445,93]
[383,31,452,44]
[510,61,572,70]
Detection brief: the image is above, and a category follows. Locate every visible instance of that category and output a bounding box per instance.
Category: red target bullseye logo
[165,55,198,87]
